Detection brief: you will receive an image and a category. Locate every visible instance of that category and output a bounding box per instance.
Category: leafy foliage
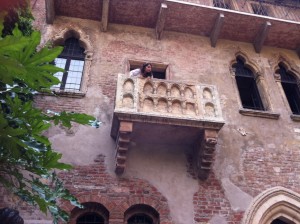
[2,1,34,37]
[0,21,98,223]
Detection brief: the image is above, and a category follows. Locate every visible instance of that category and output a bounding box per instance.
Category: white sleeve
[130,68,141,77]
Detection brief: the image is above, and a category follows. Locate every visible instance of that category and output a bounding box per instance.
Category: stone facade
[1,0,300,223]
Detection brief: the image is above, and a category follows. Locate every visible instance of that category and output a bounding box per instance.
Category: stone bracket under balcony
[111,74,225,179]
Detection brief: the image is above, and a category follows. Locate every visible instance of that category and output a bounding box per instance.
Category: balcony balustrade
[111,74,225,179]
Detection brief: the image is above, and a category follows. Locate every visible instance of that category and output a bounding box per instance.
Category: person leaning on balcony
[129,62,153,79]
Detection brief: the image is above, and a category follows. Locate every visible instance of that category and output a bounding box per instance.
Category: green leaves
[0,23,98,223]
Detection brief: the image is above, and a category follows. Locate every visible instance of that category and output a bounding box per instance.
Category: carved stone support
[210,13,224,48]
[253,21,271,53]
[45,0,55,24]
[193,129,218,180]
[115,121,133,174]
[101,0,110,32]
[155,3,168,40]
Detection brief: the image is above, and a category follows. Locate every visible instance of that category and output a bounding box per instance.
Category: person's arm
[129,68,141,77]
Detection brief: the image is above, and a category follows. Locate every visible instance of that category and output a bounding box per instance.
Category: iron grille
[213,0,232,9]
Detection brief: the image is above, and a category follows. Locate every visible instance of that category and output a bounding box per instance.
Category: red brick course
[59,155,173,224]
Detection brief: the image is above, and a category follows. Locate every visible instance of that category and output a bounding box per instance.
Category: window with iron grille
[251,3,269,16]
[125,204,159,224]
[128,214,153,224]
[213,0,231,9]
[53,37,85,91]
[233,57,265,110]
[76,212,105,224]
[277,63,300,115]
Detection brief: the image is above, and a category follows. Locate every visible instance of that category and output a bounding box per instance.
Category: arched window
[70,202,109,224]
[232,57,264,110]
[125,204,159,224]
[77,212,105,224]
[277,63,300,115]
[53,37,85,91]
[128,214,153,224]
[271,217,295,224]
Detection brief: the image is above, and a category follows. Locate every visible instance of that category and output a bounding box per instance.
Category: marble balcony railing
[111,74,225,178]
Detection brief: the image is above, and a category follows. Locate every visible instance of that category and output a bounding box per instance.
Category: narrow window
[251,3,268,16]
[128,60,168,80]
[128,214,153,224]
[53,37,85,91]
[233,57,264,110]
[213,0,231,9]
[277,64,300,115]
[77,212,105,224]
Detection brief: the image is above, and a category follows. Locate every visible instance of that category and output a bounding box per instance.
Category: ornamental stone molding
[230,51,264,78]
[51,28,94,61]
[242,187,300,224]
[111,74,225,178]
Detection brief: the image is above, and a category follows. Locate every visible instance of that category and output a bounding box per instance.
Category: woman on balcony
[130,62,153,79]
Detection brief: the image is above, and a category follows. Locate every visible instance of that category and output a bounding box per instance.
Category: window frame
[126,59,170,80]
[232,56,265,111]
[49,29,93,98]
[274,61,300,120]
[230,53,279,119]
[53,37,85,92]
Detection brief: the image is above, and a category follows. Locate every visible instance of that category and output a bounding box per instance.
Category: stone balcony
[111,74,225,179]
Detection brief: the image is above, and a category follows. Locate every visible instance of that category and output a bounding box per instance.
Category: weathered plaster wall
[6,1,300,223]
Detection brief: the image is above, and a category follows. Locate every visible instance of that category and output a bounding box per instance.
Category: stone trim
[37,91,85,98]
[242,187,300,224]
[239,108,280,119]
[290,114,300,122]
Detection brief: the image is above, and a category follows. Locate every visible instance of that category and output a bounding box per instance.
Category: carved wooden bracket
[193,129,218,180]
[115,121,133,174]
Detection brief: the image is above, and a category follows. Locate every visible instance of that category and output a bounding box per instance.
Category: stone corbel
[115,121,133,175]
[193,129,218,180]
[45,0,55,24]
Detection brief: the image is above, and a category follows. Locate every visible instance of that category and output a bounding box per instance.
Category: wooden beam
[210,13,225,48]
[253,21,271,53]
[155,3,168,40]
[45,0,55,24]
[296,46,300,59]
[101,0,110,32]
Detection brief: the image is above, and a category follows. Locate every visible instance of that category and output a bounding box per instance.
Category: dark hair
[0,208,24,224]
[141,63,153,78]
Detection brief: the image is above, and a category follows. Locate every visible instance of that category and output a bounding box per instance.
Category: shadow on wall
[0,207,24,224]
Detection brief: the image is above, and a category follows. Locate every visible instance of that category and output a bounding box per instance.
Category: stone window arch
[231,54,269,111]
[274,60,300,116]
[124,204,160,224]
[51,29,93,96]
[242,187,300,224]
[69,202,109,224]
